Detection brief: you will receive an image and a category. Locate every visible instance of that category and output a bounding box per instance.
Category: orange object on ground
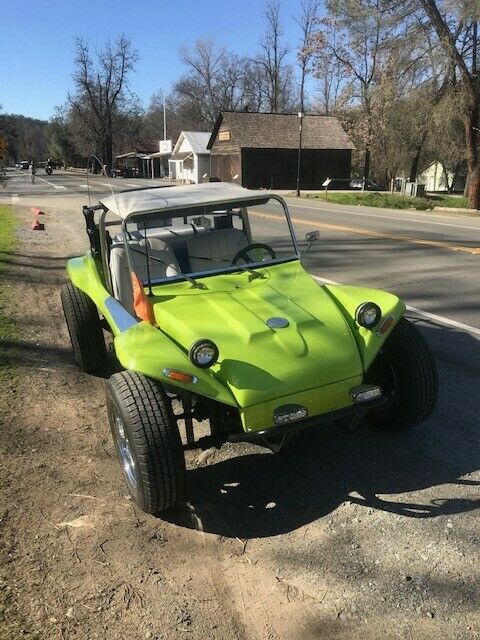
[31,219,45,230]
[131,272,157,325]
[30,207,45,215]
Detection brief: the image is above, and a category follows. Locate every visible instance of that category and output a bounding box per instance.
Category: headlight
[189,339,219,368]
[355,302,381,329]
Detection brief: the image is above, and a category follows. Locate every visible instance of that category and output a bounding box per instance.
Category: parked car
[350,178,381,190]
[111,166,127,178]
[20,161,29,170]
[61,183,438,514]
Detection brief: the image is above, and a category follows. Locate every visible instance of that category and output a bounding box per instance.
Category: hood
[153,262,363,408]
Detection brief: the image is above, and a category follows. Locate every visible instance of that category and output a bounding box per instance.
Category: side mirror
[305,230,320,243]
[302,230,320,256]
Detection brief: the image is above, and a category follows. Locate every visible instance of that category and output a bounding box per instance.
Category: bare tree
[314,0,410,179]
[255,0,293,112]
[294,0,321,111]
[419,0,480,208]
[68,35,138,171]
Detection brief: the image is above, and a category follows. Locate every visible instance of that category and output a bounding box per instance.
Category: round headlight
[355,302,381,329]
[189,339,219,368]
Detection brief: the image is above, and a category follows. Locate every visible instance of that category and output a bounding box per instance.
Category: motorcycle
[45,165,53,175]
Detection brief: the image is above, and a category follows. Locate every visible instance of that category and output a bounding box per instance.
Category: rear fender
[323,284,406,371]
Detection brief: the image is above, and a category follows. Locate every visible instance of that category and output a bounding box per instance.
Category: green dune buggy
[61,183,438,514]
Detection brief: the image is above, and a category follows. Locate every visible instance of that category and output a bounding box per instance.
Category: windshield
[119,196,298,286]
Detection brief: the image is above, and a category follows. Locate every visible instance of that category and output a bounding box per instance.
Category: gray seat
[187,229,248,272]
[109,238,180,313]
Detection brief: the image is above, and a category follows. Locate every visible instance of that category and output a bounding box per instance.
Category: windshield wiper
[129,247,205,289]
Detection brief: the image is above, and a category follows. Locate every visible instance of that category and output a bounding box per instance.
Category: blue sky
[0,0,307,120]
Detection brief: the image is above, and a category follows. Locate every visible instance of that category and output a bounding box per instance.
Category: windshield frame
[120,194,301,288]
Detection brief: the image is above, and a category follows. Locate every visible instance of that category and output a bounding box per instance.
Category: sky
[0,0,306,121]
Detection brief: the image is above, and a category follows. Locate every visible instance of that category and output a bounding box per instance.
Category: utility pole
[296,111,304,197]
[163,91,167,141]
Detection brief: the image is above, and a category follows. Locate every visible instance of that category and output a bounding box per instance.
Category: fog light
[273,404,308,425]
[189,339,219,368]
[350,384,382,403]
[355,302,381,329]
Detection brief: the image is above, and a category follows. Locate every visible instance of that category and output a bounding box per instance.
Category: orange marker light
[163,369,198,384]
[377,316,395,336]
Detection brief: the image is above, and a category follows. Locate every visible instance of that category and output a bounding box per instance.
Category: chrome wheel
[112,409,138,494]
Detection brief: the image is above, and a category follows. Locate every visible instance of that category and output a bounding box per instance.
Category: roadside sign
[322,178,331,187]
[159,139,172,154]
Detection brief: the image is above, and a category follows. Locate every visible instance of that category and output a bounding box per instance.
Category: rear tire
[61,283,106,373]
[366,317,438,430]
[106,371,186,513]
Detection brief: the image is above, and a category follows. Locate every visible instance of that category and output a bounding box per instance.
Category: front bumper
[228,394,386,443]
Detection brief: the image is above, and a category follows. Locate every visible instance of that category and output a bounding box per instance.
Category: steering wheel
[231,243,276,265]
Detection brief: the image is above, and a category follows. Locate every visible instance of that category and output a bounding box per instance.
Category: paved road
[2,168,479,332]
[2,171,480,638]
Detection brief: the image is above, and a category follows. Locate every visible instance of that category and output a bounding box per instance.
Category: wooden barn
[207,111,354,189]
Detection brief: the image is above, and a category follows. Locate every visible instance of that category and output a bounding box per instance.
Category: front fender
[114,322,237,407]
[323,284,406,371]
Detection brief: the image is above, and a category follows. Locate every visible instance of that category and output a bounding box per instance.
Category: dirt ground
[1,201,479,640]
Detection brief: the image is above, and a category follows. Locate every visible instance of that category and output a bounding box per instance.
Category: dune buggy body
[62,183,437,513]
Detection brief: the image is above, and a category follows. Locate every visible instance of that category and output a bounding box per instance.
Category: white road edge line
[311,274,480,338]
[291,201,480,233]
[126,182,140,187]
[36,176,66,190]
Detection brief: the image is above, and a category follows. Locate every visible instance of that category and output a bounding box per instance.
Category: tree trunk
[364,147,371,181]
[409,146,422,183]
[464,99,480,209]
[104,134,113,174]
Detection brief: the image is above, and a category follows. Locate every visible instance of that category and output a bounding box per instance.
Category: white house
[169,131,211,184]
[418,161,466,193]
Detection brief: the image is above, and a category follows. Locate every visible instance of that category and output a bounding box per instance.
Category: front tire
[61,283,106,373]
[106,371,186,513]
[366,317,438,430]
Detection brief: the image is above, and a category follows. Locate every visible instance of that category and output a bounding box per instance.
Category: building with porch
[169,132,210,184]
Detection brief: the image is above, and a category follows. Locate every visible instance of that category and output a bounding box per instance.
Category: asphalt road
[2,167,480,346]
[1,168,480,638]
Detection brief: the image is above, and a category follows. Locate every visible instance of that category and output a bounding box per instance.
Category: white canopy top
[100,182,273,219]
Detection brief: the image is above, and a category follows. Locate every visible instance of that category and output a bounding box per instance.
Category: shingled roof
[208,112,355,151]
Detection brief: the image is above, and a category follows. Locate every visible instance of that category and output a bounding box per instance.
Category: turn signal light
[163,369,198,384]
[376,315,395,336]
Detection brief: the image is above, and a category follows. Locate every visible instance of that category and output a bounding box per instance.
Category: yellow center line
[252,211,480,256]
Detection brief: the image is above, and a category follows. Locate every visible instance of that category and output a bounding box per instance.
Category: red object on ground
[30,207,45,215]
[32,219,45,231]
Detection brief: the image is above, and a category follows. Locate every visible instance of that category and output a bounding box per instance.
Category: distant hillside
[0,113,48,162]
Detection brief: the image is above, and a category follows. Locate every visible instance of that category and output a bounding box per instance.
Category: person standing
[29,161,36,184]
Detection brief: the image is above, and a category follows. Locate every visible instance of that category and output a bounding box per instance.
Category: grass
[297,191,472,211]
[0,205,19,386]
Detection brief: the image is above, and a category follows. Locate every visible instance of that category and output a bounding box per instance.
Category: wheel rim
[112,409,138,493]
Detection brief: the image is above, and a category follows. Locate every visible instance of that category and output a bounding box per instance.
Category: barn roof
[208,112,355,151]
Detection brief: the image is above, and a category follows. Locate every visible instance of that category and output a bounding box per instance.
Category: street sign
[322,178,331,187]
[159,139,172,154]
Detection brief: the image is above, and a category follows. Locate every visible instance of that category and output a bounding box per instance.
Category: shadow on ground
[165,321,480,538]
